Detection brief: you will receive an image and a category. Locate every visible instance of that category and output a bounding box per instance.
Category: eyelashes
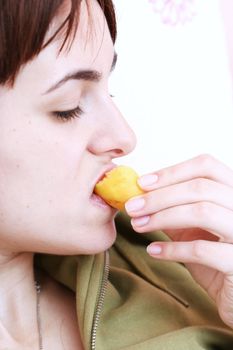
[53,105,83,122]
[52,94,114,122]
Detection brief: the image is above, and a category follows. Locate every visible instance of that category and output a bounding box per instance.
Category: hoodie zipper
[91,250,110,350]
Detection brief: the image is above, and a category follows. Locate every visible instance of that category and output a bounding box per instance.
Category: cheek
[0,133,90,254]
[0,124,86,226]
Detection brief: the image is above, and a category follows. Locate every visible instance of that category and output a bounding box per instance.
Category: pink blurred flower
[148,0,196,26]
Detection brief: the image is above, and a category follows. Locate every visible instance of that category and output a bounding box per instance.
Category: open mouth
[96,173,107,185]
[94,165,117,188]
[90,164,117,210]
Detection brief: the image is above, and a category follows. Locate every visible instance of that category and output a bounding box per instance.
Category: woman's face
[0,1,136,255]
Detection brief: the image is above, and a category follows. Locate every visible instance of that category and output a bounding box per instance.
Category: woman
[1,0,233,349]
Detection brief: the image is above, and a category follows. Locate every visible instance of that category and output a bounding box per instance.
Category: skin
[0,0,135,347]
[1,0,232,346]
[125,154,233,329]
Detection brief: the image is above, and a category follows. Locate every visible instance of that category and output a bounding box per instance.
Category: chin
[85,220,117,254]
[51,219,117,256]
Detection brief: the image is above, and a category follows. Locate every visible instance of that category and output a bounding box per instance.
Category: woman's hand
[125,154,233,329]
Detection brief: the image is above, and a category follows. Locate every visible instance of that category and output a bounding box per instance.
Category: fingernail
[125,197,145,212]
[131,215,150,227]
[138,174,158,187]
[147,244,162,255]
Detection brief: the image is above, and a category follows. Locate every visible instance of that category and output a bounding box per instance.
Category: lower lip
[90,193,114,210]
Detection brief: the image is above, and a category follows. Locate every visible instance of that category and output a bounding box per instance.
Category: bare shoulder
[37,268,84,350]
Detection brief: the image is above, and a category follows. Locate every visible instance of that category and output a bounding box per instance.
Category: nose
[88,98,137,159]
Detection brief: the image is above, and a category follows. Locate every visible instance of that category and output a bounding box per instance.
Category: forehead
[14,0,114,93]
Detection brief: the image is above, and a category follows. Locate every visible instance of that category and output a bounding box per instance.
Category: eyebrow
[43,52,118,95]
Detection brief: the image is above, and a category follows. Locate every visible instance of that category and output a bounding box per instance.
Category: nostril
[110,149,124,158]
[114,149,123,155]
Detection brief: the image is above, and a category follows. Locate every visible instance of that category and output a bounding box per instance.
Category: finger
[146,240,233,275]
[125,178,233,217]
[131,202,233,242]
[163,228,219,242]
[138,154,233,191]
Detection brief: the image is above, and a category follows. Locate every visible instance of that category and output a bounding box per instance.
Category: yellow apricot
[94,165,144,211]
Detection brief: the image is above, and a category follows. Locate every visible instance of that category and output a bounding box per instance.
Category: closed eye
[53,105,84,122]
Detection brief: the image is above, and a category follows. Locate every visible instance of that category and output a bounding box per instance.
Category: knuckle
[192,201,213,222]
[192,240,206,259]
[145,191,156,208]
[161,164,178,180]
[189,178,208,196]
[196,153,216,171]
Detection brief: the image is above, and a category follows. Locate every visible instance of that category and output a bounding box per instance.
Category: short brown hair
[0,0,116,87]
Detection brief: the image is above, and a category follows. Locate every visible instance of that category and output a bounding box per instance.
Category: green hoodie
[36,213,233,349]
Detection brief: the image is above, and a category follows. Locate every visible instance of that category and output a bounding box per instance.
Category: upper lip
[92,163,117,192]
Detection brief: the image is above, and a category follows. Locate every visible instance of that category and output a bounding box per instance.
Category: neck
[0,252,39,346]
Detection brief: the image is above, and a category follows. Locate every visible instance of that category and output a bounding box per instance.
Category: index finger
[138,154,233,190]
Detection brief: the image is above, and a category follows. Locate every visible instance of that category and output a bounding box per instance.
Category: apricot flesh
[94,165,144,211]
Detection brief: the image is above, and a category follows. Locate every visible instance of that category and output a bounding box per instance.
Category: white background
[110,0,233,175]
